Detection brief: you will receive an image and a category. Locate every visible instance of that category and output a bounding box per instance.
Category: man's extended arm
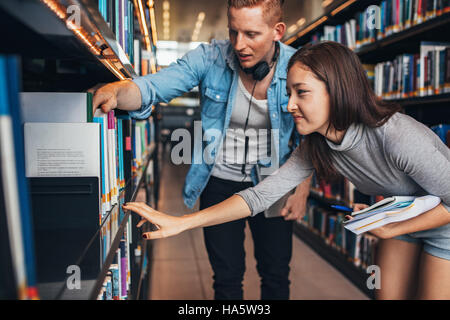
[89,42,211,116]
[91,80,142,113]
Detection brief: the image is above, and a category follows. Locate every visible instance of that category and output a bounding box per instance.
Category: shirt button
[216,95,220,99]
[272,113,277,118]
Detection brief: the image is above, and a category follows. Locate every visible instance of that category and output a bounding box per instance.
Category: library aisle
[147,145,369,300]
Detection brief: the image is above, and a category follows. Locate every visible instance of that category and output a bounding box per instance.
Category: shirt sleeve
[237,146,314,216]
[129,43,212,119]
[384,117,450,212]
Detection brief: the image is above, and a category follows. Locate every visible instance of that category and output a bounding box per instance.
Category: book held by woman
[344,195,441,235]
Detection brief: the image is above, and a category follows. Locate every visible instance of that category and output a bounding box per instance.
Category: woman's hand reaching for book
[122,202,187,240]
[124,195,253,240]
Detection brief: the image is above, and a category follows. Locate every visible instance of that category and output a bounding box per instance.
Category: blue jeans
[200,176,293,300]
[394,222,450,260]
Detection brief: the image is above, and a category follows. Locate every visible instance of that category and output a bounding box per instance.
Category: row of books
[98,233,131,300]
[300,202,379,269]
[100,155,154,263]
[98,185,152,300]
[369,42,450,99]
[311,0,450,50]
[0,56,39,300]
[20,92,155,226]
[98,0,136,68]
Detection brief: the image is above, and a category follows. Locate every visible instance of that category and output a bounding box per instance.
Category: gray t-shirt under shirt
[211,77,271,182]
[237,112,450,215]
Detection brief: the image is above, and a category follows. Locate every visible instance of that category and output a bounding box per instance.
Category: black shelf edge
[134,232,149,299]
[386,92,450,107]
[0,0,138,80]
[87,143,156,300]
[134,190,158,300]
[77,0,137,78]
[293,222,376,299]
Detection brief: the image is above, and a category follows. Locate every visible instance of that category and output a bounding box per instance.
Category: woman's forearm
[385,203,450,238]
[182,195,252,230]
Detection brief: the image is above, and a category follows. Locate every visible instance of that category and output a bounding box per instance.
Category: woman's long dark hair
[287,41,402,181]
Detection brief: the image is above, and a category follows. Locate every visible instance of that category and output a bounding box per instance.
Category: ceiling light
[296,18,306,27]
[322,0,333,7]
[287,24,297,34]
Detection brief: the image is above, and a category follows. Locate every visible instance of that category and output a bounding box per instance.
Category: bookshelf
[284,0,450,299]
[0,0,160,300]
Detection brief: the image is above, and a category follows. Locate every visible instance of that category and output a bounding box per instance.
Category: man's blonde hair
[227,0,284,25]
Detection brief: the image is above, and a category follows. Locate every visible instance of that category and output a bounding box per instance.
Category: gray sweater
[237,112,450,216]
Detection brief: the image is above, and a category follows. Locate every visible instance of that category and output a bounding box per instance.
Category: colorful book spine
[0,56,38,300]
[94,116,107,220]
[119,239,128,299]
[110,263,120,300]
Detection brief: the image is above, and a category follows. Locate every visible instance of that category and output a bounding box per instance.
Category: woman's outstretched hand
[122,202,187,240]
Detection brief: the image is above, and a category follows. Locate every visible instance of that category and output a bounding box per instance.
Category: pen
[331,205,353,212]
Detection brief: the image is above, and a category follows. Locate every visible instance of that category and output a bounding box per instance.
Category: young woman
[123,42,450,300]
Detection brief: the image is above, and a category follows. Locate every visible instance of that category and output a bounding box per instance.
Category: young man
[91,0,311,300]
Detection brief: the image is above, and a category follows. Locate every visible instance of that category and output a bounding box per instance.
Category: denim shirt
[130,40,298,208]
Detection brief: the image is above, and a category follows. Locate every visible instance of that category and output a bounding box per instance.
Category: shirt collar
[325,123,365,152]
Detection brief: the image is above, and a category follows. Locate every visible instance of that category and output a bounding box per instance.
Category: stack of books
[344,195,441,235]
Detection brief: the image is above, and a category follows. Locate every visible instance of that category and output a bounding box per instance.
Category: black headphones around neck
[238,41,280,179]
[241,41,280,81]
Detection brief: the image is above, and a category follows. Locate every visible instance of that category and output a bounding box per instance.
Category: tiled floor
[148,146,369,300]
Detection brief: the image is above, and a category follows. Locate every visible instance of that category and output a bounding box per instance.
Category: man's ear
[273,22,286,41]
